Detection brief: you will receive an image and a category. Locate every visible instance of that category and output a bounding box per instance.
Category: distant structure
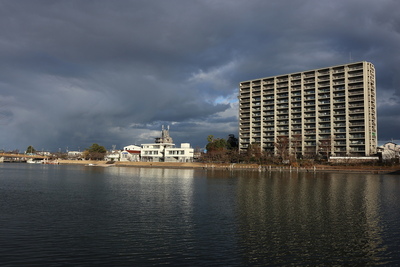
[109,126,193,162]
[378,142,400,163]
[239,61,377,157]
[141,126,194,162]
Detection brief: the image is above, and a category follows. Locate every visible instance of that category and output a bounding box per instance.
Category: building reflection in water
[234,171,387,265]
[104,166,196,239]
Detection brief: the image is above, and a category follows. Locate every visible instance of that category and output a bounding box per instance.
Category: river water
[1,163,399,266]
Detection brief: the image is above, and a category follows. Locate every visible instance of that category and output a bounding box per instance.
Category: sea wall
[55,160,399,173]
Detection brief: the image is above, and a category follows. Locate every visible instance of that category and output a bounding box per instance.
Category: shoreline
[56,160,400,174]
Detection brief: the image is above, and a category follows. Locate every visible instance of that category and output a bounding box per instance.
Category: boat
[26,158,43,164]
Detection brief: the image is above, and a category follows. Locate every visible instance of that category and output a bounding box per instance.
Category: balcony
[319,123,331,128]
[348,71,363,77]
[319,94,330,99]
[334,100,346,105]
[304,72,315,78]
[277,115,289,120]
[319,106,330,111]
[263,79,274,85]
[305,102,315,106]
[334,104,345,109]
[319,112,331,116]
[333,68,344,73]
[350,140,365,145]
[335,141,346,146]
[333,86,345,91]
[349,127,364,132]
[319,100,330,105]
[348,64,363,71]
[348,78,364,84]
[348,109,364,114]
[349,122,364,126]
[277,91,288,97]
[349,115,364,120]
[348,84,364,90]
[334,92,345,97]
[349,97,364,103]
[348,90,364,96]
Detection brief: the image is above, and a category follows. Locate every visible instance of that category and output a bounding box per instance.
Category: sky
[0,0,399,152]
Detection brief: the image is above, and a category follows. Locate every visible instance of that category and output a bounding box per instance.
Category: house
[67,151,83,159]
[122,145,142,162]
[378,142,400,162]
[105,150,121,161]
[164,143,194,162]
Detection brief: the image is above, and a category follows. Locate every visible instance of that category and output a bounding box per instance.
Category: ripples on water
[0,164,399,266]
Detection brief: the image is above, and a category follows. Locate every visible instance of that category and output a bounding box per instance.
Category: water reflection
[1,164,399,266]
[106,166,195,180]
[234,171,387,265]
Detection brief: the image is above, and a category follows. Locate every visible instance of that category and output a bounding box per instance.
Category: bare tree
[319,135,334,160]
[291,134,302,161]
[275,136,290,162]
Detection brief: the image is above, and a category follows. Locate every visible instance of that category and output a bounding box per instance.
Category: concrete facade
[239,61,377,157]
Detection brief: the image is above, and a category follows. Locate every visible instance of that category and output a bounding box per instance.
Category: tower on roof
[155,125,174,144]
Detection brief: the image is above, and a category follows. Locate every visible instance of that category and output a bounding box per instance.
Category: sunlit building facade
[239,61,377,157]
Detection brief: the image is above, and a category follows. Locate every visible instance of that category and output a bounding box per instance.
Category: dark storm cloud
[0,0,399,151]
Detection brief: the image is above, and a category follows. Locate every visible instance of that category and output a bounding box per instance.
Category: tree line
[201,134,335,166]
[25,143,107,160]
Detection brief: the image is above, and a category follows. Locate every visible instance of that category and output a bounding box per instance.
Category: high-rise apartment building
[239,61,377,157]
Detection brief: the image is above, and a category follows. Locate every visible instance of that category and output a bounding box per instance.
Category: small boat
[27,158,43,164]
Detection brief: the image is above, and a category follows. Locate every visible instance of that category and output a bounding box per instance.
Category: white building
[378,142,400,162]
[122,145,142,162]
[140,126,194,162]
[105,151,121,161]
[141,143,194,162]
[67,151,83,159]
[141,143,173,162]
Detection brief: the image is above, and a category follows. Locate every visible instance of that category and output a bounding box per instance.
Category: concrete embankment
[56,160,399,173]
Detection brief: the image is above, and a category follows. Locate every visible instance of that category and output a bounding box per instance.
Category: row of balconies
[240,111,366,121]
[240,75,366,89]
[240,138,366,146]
[241,103,367,113]
[241,96,364,106]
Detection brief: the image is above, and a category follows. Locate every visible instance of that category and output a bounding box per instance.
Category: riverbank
[56,160,400,174]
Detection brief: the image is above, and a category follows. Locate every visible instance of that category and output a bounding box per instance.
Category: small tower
[155,125,174,144]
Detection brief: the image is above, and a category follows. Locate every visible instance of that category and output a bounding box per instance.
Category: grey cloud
[0,0,399,151]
